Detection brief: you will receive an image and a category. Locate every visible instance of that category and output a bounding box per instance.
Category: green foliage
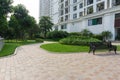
[59,36,101,46]
[0,0,13,17]
[69,32,81,36]
[47,31,69,39]
[39,16,54,38]
[81,29,93,37]
[101,31,112,41]
[35,38,44,42]
[8,4,39,40]
[93,34,103,40]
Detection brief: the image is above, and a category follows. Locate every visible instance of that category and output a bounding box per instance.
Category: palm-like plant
[101,31,112,41]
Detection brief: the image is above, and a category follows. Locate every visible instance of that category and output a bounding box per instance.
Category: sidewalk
[0,43,120,80]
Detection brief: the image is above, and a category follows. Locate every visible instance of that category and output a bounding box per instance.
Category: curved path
[0,43,120,80]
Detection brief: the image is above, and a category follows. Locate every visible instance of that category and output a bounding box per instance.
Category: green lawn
[41,43,89,53]
[0,40,41,57]
[40,43,120,53]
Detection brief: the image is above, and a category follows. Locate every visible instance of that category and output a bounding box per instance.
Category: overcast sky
[13,0,39,23]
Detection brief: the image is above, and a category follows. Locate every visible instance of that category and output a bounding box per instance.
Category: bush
[101,31,112,41]
[35,38,44,42]
[69,32,81,36]
[81,29,93,37]
[93,34,103,40]
[59,36,101,46]
[47,31,69,39]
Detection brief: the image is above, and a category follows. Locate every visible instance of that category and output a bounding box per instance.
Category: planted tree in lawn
[13,4,29,40]
[39,16,53,38]
[9,15,20,40]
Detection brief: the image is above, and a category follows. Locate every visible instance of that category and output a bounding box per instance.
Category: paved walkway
[0,43,120,80]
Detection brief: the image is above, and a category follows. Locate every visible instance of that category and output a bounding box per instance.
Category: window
[65,8,69,14]
[79,12,83,17]
[87,6,93,14]
[65,0,69,7]
[60,10,64,15]
[65,15,69,21]
[73,13,77,19]
[55,26,58,30]
[96,0,101,2]
[73,6,77,11]
[61,24,67,29]
[60,4,64,9]
[97,2,104,12]
[61,0,64,2]
[60,17,64,22]
[73,0,77,3]
[87,0,93,5]
[79,3,83,8]
[88,17,102,26]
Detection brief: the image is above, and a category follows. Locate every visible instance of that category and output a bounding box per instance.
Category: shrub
[69,32,81,36]
[35,38,44,42]
[59,36,101,46]
[101,31,112,41]
[47,31,69,39]
[81,29,93,37]
[93,34,103,40]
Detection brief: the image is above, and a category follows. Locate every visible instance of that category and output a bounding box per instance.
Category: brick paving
[0,43,120,80]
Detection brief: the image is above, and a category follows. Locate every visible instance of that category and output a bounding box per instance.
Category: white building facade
[50,0,120,40]
[39,0,50,17]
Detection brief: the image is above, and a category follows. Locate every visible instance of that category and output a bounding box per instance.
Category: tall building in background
[39,0,50,17]
[50,0,120,40]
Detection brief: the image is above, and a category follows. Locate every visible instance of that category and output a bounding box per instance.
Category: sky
[13,0,39,23]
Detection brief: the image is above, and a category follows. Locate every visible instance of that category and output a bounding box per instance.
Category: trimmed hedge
[59,36,101,46]
[47,31,69,39]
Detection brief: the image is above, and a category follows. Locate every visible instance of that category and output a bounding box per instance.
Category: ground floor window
[88,17,102,26]
[61,24,67,29]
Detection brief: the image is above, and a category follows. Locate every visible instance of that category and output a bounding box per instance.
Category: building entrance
[115,13,120,40]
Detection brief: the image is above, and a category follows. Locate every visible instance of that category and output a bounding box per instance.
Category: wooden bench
[88,41,117,55]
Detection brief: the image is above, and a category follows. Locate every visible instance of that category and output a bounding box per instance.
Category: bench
[88,41,117,55]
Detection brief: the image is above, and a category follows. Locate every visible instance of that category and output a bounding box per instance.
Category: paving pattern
[0,43,120,80]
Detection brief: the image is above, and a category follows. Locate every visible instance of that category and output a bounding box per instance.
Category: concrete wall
[0,38,4,51]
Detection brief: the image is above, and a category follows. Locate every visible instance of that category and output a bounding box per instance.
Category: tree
[0,0,13,38]
[0,16,8,37]
[39,16,54,38]
[0,0,13,17]
[9,4,39,40]
[9,15,20,40]
[13,4,29,39]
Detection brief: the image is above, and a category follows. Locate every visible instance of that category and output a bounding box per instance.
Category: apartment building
[39,0,50,17]
[50,0,120,40]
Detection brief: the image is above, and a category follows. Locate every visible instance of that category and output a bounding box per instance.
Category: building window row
[60,15,69,22]
[88,17,102,26]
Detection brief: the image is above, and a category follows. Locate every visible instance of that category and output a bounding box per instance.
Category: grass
[0,40,42,57]
[41,43,89,53]
[40,43,120,53]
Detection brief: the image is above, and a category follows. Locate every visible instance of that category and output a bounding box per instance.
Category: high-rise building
[50,0,120,40]
[39,0,50,17]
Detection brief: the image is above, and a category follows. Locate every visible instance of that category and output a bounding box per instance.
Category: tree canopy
[39,16,54,38]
